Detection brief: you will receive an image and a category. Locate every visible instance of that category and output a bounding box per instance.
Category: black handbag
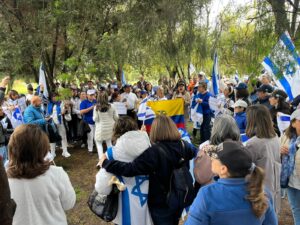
[87,184,119,222]
[78,119,91,137]
[45,122,62,143]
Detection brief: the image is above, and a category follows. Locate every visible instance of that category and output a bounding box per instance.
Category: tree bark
[267,0,290,36]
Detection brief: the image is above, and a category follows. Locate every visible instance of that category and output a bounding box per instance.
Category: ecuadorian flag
[145,98,185,132]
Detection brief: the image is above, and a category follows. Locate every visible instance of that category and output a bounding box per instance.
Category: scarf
[280,135,298,188]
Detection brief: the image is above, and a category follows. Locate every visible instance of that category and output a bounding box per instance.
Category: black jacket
[102,140,195,208]
[254,96,272,109]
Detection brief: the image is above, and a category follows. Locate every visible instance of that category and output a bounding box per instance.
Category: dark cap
[140,90,147,95]
[257,84,273,93]
[123,84,131,88]
[271,89,288,99]
[177,80,186,86]
[206,141,252,173]
[235,82,248,90]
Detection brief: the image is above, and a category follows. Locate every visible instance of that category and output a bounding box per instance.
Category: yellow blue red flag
[145,98,185,131]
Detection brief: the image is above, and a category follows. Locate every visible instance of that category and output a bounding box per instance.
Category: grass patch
[74,186,87,201]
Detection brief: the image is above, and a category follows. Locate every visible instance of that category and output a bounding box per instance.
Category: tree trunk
[116,65,122,82]
[267,0,290,36]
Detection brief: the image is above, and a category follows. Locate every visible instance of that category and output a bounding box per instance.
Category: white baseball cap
[87,89,96,95]
[233,100,248,108]
[291,109,300,121]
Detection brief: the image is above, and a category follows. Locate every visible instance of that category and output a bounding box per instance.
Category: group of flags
[137,98,185,133]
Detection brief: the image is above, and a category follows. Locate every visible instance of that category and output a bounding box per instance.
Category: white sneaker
[81,143,86,148]
[62,152,71,158]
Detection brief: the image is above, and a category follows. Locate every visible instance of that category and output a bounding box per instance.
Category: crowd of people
[0,69,300,225]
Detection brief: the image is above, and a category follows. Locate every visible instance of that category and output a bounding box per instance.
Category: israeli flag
[277,112,291,134]
[262,31,300,101]
[38,63,49,98]
[190,97,203,125]
[11,107,23,128]
[121,71,126,86]
[137,98,155,121]
[262,57,294,100]
[137,98,149,121]
[211,52,219,96]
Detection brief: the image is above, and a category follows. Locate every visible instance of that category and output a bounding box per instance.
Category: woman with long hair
[280,109,300,225]
[93,92,119,163]
[7,124,75,225]
[269,89,291,136]
[185,141,277,225]
[245,105,281,213]
[100,114,196,225]
[95,116,152,225]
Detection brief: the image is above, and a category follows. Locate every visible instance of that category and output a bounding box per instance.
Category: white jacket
[95,130,153,225]
[9,166,76,225]
[93,105,119,141]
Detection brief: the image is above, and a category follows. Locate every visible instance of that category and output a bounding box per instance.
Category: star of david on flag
[131,176,149,207]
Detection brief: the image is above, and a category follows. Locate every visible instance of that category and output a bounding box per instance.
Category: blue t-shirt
[80,99,96,124]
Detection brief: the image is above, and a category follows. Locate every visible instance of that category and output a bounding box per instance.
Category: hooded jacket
[95,130,152,225]
[102,139,195,208]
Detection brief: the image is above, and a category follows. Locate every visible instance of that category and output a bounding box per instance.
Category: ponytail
[246,166,268,218]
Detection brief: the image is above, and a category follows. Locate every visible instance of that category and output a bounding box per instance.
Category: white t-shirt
[121,92,138,110]
[9,166,76,225]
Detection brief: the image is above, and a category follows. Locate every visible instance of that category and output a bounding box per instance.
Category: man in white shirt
[121,84,138,119]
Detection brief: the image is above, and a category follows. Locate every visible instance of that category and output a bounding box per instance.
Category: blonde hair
[149,114,181,143]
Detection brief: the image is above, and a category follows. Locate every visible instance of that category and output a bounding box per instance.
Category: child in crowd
[234,99,247,133]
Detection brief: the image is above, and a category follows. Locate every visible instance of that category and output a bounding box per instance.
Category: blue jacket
[192,92,212,115]
[234,111,247,133]
[80,99,96,125]
[24,105,46,128]
[185,178,277,225]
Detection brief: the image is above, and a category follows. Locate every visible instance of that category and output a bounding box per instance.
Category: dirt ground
[54,144,294,225]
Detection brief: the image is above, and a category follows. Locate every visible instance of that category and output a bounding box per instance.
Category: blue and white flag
[211,52,219,96]
[234,70,239,84]
[11,107,23,128]
[121,71,126,86]
[262,31,300,100]
[277,112,291,134]
[137,97,149,121]
[137,98,155,122]
[190,96,203,125]
[38,63,49,98]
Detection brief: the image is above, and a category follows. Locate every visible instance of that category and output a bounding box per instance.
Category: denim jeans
[0,145,7,165]
[287,186,300,225]
[150,207,182,225]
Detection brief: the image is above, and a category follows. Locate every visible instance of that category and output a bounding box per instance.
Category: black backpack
[157,141,195,211]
